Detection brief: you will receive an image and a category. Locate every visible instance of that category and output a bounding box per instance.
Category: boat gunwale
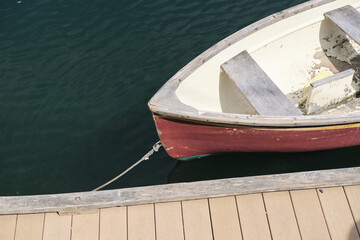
[147,0,360,127]
[153,114,360,130]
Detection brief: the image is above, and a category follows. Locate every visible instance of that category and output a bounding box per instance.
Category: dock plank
[236,194,271,240]
[318,187,359,240]
[344,185,360,233]
[182,199,213,240]
[2,167,360,215]
[99,207,127,240]
[128,204,155,240]
[4,168,360,240]
[0,215,17,240]
[290,189,330,240]
[71,211,99,240]
[263,191,301,240]
[155,202,184,240]
[43,213,71,240]
[15,213,44,240]
[209,196,242,240]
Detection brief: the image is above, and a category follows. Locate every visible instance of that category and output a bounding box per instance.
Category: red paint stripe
[154,116,360,159]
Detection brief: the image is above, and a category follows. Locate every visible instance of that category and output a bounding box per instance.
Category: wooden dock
[1,167,360,240]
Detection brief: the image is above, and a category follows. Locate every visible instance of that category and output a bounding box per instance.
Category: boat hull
[154,115,360,159]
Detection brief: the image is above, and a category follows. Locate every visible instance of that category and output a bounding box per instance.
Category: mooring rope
[92,141,162,191]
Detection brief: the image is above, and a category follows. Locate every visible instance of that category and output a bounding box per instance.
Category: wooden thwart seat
[220,50,302,116]
[305,69,356,114]
[325,5,360,45]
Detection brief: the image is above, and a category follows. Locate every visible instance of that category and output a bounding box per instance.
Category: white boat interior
[175,0,360,116]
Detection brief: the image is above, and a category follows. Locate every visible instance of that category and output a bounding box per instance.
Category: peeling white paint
[322,33,360,64]
[306,70,356,114]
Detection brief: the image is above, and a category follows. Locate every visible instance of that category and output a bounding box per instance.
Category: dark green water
[1,0,360,196]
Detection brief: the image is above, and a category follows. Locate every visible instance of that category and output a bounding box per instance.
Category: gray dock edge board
[1,167,360,215]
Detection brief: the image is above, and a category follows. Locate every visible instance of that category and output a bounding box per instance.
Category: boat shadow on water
[167,146,360,183]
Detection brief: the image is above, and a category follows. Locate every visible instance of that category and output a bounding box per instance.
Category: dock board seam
[153,204,157,240]
[126,206,129,240]
[206,198,215,240]
[13,215,18,240]
[234,196,244,240]
[179,201,186,240]
[41,214,45,240]
[261,193,274,240]
[316,188,333,240]
[343,186,360,237]
[288,191,304,240]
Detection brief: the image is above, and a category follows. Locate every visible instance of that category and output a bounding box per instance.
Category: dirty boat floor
[1,167,360,240]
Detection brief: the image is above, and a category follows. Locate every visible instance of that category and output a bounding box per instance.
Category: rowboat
[148,0,360,160]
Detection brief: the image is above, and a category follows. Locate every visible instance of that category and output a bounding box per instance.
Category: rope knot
[152,141,162,152]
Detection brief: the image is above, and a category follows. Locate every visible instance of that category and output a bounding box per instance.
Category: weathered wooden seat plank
[305,69,356,114]
[325,5,360,45]
[344,185,360,232]
[220,50,302,116]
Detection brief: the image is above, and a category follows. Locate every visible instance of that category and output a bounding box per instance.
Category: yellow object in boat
[303,69,333,97]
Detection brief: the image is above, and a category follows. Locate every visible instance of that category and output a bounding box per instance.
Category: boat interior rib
[174,3,360,117]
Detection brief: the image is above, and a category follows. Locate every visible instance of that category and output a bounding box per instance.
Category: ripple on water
[0,0,319,195]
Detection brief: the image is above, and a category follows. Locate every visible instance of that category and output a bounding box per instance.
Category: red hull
[154,115,360,159]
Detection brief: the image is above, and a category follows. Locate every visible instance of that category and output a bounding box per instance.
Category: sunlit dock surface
[1,167,360,239]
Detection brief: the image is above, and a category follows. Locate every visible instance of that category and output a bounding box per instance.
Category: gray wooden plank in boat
[325,5,360,45]
[306,69,356,114]
[1,167,360,215]
[310,69,355,88]
[220,50,302,116]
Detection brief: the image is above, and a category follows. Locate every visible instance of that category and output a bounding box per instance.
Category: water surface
[1,0,359,196]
